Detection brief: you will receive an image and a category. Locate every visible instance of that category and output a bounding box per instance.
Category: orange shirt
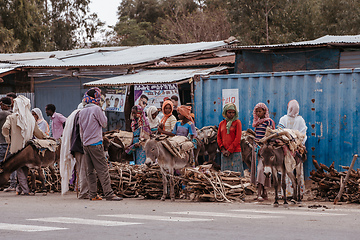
[217,119,242,153]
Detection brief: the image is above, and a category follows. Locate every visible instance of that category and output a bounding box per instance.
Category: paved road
[0,191,359,240]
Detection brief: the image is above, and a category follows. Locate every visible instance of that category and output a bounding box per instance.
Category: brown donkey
[0,139,60,194]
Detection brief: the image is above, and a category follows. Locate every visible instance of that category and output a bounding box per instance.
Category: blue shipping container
[194,68,360,178]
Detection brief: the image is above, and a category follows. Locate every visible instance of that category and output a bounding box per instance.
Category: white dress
[278,114,307,198]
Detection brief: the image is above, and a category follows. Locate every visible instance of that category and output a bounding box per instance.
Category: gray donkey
[143,138,191,201]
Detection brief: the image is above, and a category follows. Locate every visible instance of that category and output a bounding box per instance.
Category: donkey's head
[0,161,11,187]
[143,139,160,167]
[259,144,277,178]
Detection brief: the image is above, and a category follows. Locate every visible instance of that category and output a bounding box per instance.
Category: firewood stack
[26,162,254,202]
[28,165,62,193]
[108,162,146,197]
[181,165,255,202]
[310,159,360,203]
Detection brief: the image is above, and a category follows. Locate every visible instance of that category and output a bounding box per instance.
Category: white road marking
[231,209,347,216]
[0,223,67,232]
[168,211,283,219]
[27,217,142,227]
[100,214,213,222]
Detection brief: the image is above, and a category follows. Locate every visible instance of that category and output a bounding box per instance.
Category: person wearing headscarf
[252,102,275,140]
[31,108,50,136]
[126,105,151,165]
[171,105,197,138]
[278,99,307,199]
[78,87,122,201]
[278,100,307,143]
[158,100,177,135]
[217,103,243,174]
[146,106,160,132]
[252,102,275,201]
[2,95,47,195]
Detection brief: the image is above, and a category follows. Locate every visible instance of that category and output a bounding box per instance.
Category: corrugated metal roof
[0,46,129,62]
[84,67,228,86]
[10,41,226,67]
[0,67,15,74]
[147,55,235,68]
[227,34,360,50]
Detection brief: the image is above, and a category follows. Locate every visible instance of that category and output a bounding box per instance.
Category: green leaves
[0,0,102,52]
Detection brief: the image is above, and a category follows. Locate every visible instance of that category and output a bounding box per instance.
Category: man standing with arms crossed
[79,88,122,201]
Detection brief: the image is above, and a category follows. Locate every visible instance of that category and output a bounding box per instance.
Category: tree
[113,17,154,46]
[47,0,104,50]
[0,27,20,53]
[159,8,230,43]
[0,0,51,52]
[0,0,103,52]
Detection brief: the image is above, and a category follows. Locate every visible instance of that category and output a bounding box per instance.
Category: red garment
[217,119,242,153]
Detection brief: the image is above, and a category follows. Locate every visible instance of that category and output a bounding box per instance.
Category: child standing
[217,103,243,174]
[252,102,275,201]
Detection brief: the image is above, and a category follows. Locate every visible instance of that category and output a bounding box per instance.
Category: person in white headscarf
[31,108,50,136]
[278,99,307,144]
[278,99,307,200]
[2,95,47,195]
[146,106,160,132]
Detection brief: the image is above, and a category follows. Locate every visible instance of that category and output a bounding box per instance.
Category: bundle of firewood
[108,162,145,197]
[181,165,255,202]
[25,162,254,202]
[310,159,360,203]
[27,165,62,193]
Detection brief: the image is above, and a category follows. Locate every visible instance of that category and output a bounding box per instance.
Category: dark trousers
[83,144,113,198]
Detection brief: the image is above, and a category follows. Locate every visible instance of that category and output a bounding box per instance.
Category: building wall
[235,48,340,73]
[194,69,360,178]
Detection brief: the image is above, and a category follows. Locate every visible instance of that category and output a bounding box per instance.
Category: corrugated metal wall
[340,51,360,69]
[194,68,360,178]
[235,48,340,73]
[34,75,127,131]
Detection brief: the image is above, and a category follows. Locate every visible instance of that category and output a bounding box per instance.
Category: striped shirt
[255,119,274,140]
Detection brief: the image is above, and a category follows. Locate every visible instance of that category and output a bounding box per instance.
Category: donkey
[196,126,219,166]
[0,140,60,194]
[258,142,298,206]
[143,138,191,201]
[103,136,133,163]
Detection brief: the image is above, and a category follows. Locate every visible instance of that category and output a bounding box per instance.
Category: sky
[89,0,120,28]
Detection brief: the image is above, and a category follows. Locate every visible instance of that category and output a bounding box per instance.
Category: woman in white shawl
[2,95,47,195]
[278,99,307,199]
[31,108,50,136]
[146,106,160,132]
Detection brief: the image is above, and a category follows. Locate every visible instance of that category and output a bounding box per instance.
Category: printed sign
[134,84,181,109]
[222,89,239,109]
[101,87,127,112]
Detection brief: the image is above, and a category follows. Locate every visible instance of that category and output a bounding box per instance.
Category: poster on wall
[134,84,181,109]
[222,89,239,109]
[101,87,127,112]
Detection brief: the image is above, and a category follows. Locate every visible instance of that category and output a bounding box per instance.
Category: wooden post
[334,154,358,204]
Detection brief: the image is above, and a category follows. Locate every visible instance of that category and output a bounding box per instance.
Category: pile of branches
[107,163,253,202]
[27,165,62,193]
[310,159,360,203]
[182,165,255,202]
[24,162,254,202]
[108,162,145,198]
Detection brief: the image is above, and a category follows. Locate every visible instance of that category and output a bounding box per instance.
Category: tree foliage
[0,0,103,52]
